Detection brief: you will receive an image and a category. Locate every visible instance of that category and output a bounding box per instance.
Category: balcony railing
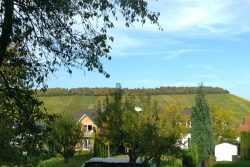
[84,130,94,137]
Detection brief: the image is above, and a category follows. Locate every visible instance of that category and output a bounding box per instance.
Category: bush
[161,159,182,167]
[204,155,216,167]
[93,139,109,157]
[182,144,198,167]
[240,132,250,160]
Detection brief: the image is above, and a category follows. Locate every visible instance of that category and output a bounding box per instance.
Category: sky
[47,0,250,100]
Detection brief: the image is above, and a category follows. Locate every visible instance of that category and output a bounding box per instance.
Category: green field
[40,94,250,123]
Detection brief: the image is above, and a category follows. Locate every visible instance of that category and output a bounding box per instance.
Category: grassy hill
[40,94,250,123]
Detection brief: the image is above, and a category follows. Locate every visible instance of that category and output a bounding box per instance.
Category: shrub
[93,139,109,157]
[182,144,198,167]
[204,155,216,167]
[240,132,250,160]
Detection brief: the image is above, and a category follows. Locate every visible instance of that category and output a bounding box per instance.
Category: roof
[85,158,143,164]
[183,108,192,115]
[240,116,250,132]
[74,109,98,123]
[215,142,238,147]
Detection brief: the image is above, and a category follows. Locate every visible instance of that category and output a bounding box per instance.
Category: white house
[215,143,238,161]
[181,133,191,149]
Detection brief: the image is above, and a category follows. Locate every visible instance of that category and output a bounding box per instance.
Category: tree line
[37,86,229,97]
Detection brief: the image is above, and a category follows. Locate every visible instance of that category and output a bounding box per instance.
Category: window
[88,125,92,131]
[84,125,87,131]
[83,139,89,149]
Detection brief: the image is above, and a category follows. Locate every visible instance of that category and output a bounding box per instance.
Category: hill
[40,94,250,123]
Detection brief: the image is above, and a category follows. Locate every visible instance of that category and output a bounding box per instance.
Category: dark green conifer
[191,84,215,165]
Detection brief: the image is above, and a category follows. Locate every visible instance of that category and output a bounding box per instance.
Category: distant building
[74,109,98,150]
[215,143,238,161]
[239,116,250,132]
[181,133,191,149]
[183,108,192,128]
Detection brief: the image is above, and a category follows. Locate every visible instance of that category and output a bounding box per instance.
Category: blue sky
[47,0,250,100]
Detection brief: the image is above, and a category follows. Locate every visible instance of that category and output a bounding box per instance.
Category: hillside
[40,94,250,123]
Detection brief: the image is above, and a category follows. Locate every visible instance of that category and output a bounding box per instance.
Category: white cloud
[165,49,204,60]
[134,0,250,36]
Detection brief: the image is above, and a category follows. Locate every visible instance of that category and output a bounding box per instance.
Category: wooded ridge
[37,86,229,97]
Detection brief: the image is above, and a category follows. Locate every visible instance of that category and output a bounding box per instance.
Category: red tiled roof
[239,116,250,132]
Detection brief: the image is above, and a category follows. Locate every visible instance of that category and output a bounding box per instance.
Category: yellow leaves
[161,103,190,136]
[210,104,238,143]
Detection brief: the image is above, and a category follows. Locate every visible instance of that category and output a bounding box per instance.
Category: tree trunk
[155,156,161,167]
[201,160,205,167]
[64,157,69,164]
[0,0,14,67]
[128,148,138,167]
[118,143,125,154]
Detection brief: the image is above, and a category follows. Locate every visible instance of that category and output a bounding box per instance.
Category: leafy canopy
[0,1,159,165]
[210,104,238,143]
[0,0,160,80]
[97,86,183,166]
[48,114,82,164]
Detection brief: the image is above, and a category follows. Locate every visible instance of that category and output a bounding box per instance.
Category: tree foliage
[97,86,183,166]
[0,0,160,165]
[182,144,198,167]
[191,84,215,164]
[0,0,160,79]
[96,84,127,154]
[210,104,238,143]
[37,86,230,97]
[48,114,82,164]
[0,48,54,166]
[140,102,184,167]
[240,132,250,160]
[160,104,190,136]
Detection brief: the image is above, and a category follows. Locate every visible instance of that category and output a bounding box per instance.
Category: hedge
[240,132,250,160]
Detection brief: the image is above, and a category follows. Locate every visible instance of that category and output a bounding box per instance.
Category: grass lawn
[212,160,250,167]
[37,151,91,167]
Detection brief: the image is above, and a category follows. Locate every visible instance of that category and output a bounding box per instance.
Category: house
[215,143,238,161]
[181,133,191,149]
[239,116,250,132]
[74,109,98,150]
[180,108,192,149]
[183,108,192,128]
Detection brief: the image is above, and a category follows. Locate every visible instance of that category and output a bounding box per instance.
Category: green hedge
[182,144,198,167]
[93,139,109,158]
[240,132,250,160]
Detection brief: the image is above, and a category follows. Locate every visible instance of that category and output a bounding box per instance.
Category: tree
[0,1,159,165]
[191,84,215,166]
[0,0,160,78]
[96,83,127,154]
[97,87,183,167]
[182,144,198,167]
[48,114,82,164]
[210,104,238,143]
[161,103,190,136]
[140,102,184,167]
[0,46,55,166]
